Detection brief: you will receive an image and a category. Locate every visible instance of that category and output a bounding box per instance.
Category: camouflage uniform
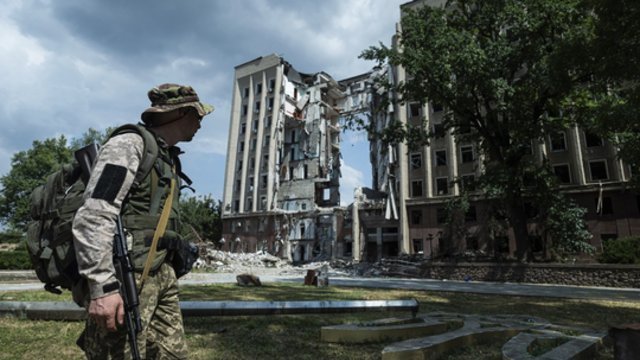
[72,84,213,359]
[79,263,187,359]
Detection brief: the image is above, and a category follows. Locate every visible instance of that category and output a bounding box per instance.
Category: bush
[599,236,640,264]
[0,231,24,243]
[0,246,32,270]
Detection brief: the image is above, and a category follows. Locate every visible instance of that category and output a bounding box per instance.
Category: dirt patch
[0,243,19,252]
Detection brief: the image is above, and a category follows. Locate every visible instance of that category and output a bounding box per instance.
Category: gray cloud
[0,0,405,197]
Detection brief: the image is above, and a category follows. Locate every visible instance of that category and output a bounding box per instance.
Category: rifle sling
[138,168,176,291]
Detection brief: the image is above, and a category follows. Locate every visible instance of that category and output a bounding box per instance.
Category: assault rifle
[75,143,142,360]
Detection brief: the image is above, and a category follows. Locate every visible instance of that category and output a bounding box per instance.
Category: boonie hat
[141,83,214,124]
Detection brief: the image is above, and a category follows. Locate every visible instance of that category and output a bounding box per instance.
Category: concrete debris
[194,243,422,279]
[236,274,262,287]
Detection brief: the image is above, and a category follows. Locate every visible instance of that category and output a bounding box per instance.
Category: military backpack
[26,124,160,294]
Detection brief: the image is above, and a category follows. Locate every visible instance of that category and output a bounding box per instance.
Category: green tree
[69,127,115,151]
[179,194,222,244]
[360,0,593,261]
[566,0,640,187]
[0,128,113,231]
[0,136,72,231]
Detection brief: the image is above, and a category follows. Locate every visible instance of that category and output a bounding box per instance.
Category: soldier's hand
[88,293,125,332]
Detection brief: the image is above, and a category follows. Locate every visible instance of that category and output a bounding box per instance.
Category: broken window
[242,105,248,116]
[250,138,256,151]
[436,177,448,195]
[410,152,422,169]
[265,115,272,128]
[461,174,475,191]
[300,223,306,238]
[585,131,603,147]
[408,102,421,118]
[323,188,331,201]
[436,208,447,224]
[460,145,474,163]
[254,101,261,113]
[241,122,246,134]
[261,175,268,189]
[589,160,608,180]
[435,150,447,166]
[264,135,270,147]
[432,123,445,138]
[255,82,262,94]
[432,102,443,112]
[303,164,308,179]
[410,210,422,225]
[553,164,571,184]
[550,132,567,151]
[413,239,423,253]
[595,196,614,215]
[239,142,245,152]
[243,87,250,99]
[268,97,274,110]
[268,78,276,93]
[411,180,423,197]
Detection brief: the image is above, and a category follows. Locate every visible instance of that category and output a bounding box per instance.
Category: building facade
[222,2,640,262]
[360,0,640,261]
[221,54,350,261]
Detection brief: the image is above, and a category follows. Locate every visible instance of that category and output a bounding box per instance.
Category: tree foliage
[0,136,72,231]
[69,127,115,151]
[178,194,222,244]
[359,0,594,260]
[565,0,640,187]
[1,127,122,231]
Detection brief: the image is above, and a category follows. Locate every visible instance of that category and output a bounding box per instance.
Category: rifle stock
[74,144,142,360]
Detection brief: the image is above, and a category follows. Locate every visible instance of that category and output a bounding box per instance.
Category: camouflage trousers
[77,263,188,359]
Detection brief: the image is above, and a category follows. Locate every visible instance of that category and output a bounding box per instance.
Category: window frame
[589,159,609,181]
[435,177,449,196]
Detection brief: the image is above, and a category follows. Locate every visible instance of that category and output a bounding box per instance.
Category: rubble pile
[195,248,284,273]
[193,243,425,278]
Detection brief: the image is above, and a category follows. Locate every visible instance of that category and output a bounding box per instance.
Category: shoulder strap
[108,124,159,188]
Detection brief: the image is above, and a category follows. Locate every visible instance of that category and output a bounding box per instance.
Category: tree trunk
[508,194,531,262]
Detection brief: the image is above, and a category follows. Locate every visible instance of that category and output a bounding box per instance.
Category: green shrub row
[0,231,24,244]
[599,236,640,264]
[0,247,32,270]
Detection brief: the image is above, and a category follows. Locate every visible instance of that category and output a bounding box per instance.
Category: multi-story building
[357,0,640,261]
[221,54,348,261]
[223,2,640,263]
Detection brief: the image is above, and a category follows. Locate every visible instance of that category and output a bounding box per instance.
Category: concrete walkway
[2,270,638,301]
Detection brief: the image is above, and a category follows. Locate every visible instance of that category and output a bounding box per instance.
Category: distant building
[221,54,352,261]
[222,2,640,262]
[360,0,640,261]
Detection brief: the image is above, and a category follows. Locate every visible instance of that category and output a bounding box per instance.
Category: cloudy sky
[0,0,406,204]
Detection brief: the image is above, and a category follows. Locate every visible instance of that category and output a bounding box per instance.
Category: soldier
[72,83,214,359]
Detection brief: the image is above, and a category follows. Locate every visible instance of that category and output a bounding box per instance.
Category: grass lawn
[1,283,637,359]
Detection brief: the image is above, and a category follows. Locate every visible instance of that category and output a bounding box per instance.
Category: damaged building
[223,0,640,263]
[221,54,348,261]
